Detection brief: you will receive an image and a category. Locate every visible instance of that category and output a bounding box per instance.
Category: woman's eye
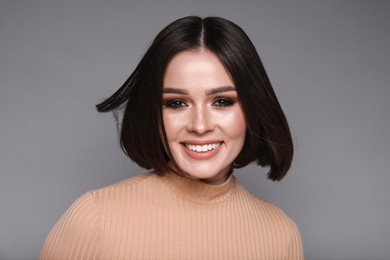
[213,98,235,107]
[164,99,187,109]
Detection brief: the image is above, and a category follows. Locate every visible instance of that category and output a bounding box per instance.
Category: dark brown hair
[96,16,293,181]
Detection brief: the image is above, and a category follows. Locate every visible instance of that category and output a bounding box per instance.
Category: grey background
[1,0,389,259]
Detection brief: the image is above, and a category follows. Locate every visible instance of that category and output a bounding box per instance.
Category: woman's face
[162,50,246,185]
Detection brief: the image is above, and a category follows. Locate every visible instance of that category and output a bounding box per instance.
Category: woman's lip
[180,140,223,145]
[181,142,222,160]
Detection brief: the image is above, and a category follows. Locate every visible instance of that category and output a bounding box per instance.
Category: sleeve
[39,192,101,260]
[285,220,304,260]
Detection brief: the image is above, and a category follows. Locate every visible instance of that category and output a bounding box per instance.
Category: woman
[40,16,304,259]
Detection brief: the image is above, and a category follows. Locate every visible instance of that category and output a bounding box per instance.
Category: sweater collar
[161,172,236,205]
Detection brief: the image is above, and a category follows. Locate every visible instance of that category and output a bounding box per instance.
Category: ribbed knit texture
[40,172,304,259]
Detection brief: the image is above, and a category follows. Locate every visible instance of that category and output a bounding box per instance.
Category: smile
[184,142,222,153]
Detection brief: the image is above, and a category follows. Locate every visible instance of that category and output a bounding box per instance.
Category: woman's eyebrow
[163,86,236,95]
[205,86,236,95]
[163,88,189,95]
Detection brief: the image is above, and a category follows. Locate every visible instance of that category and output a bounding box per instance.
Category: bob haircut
[96,16,293,181]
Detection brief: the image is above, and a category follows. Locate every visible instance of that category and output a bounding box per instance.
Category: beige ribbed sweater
[40,172,304,259]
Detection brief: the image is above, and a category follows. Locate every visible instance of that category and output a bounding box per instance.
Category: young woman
[40,16,304,259]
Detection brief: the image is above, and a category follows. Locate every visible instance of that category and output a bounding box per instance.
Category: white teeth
[185,142,222,152]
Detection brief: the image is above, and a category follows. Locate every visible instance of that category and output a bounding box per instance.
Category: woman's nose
[187,106,214,134]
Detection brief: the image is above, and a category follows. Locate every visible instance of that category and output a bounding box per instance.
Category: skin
[162,49,247,185]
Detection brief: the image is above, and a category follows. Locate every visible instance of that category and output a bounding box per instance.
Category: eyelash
[163,97,236,109]
[164,99,188,109]
[212,98,235,107]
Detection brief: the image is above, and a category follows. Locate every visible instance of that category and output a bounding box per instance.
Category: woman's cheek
[214,109,246,137]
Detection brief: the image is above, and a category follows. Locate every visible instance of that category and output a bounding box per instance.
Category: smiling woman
[40,16,304,259]
[162,50,247,184]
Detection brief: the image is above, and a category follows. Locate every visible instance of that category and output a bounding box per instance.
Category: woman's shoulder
[234,180,298,227]
[86,171,157,199]
[235,181,303,254]
[97,171,155,189]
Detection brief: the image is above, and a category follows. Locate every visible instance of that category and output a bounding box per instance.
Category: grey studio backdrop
[0,1,389,259]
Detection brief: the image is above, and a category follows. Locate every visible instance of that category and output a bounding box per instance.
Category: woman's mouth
[184,142,222,153]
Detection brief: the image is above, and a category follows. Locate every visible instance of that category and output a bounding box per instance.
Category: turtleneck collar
[161,172,237,205]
